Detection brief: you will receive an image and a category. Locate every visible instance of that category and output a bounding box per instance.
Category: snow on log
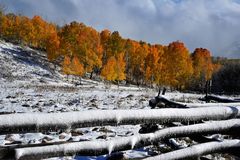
[1,106,240,134]
[0,141,72,159]
[186,102,240,108]
[144,139,240,160]
[150,96,240,108]
[203,95,240,103]
[14,119,240,160]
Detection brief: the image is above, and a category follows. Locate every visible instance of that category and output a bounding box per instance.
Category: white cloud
[0,0,240,58]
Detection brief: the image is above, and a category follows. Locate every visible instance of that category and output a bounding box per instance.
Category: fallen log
[0,141,72,159]
[150,96,240,108]
[167,121,223,144]
[144,139,240,160]
[185,102,240,108]
[1,107,240,134]
[202,95,240,103]
[13,119,240,160]
[149,96,188,108]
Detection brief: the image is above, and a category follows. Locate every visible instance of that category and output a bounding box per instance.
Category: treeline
[212,61,240,94]
[0,11,220,90]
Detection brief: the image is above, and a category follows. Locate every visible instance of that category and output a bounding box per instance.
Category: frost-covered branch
[14,119,240,160]
[144,139,240,160]
[1,106,240,134]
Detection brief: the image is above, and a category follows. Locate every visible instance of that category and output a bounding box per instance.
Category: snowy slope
[0,40,62,82]
[0,41,160,159]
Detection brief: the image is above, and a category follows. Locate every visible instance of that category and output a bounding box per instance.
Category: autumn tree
[59,22,103,78]
[131,41,149,85]
[145,45,165,87]
[77,26,103,76]
[62,55,72,75]
[115,52,126,82]
[46,24,60,62]
[100,31,126,82]
[0,11,222,90]
[70,56,85,77]
[191,48,213,90]
[164,41,193,89]
[62,55,84,77]
[105,31,125,59]
[101,56,117,81]
[101,52,126,83]
[0,13,20,42]
[0,4,7,39]
[58,21,80,56]
[100,29,111,65]
[18,16,35,46]
[124,39,138,83]
[31,15,49,48]
[0,14,7,38]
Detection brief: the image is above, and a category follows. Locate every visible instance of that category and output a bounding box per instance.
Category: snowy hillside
[0,41,204,114]
[1,41,225,160]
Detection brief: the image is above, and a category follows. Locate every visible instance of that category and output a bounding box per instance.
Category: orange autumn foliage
[62,56,84,76]
[192,48,213,81]
[101,56,117,81]
[164,41,193,89]
[0,11,217,90]
[46,25,60,61]
[101,52,126,82]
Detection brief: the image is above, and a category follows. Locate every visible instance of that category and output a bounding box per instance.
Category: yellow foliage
[101,53,126,82]
[62,56,85,76]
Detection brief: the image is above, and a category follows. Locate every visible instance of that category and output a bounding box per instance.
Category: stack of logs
[0,93,240,160]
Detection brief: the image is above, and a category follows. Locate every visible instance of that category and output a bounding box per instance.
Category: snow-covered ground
[1,41,233,159]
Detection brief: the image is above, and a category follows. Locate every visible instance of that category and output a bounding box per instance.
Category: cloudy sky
[1,0,240,58]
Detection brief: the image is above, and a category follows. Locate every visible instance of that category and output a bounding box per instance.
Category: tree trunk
[144,140,240,160]
[13,119,240,160]
[203,95,240,103]
[90,71,93,79]
[1,107,240,134]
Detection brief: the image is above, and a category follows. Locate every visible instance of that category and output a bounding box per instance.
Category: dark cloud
[0,0,240,58]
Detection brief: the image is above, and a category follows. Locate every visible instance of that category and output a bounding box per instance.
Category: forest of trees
[0,11,222,90]
[212,61,240,94]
